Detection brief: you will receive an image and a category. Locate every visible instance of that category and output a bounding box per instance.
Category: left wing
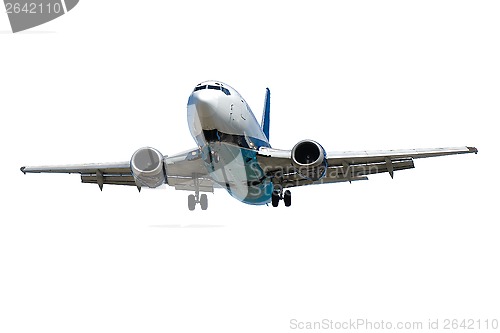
[20,162,134,190]
[257,146,478,188]
[21,147,215,192]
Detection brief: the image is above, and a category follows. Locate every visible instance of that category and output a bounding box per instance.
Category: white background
[1,1,498,332]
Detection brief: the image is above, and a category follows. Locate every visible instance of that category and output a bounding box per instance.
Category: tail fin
[261,88,271,142]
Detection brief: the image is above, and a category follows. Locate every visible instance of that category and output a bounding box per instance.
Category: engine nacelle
[130,147,166,188]
[291,140,327,181]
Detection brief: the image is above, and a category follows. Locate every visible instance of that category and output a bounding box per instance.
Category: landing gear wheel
[188,194,196,211]
[200,194,208,210]
[270,186,292,208]
[272,190,280,207]
[284,190,291,207]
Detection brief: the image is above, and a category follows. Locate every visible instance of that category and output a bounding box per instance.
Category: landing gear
[200,194,208,210]
[272,190,280,207]
[271,187,292,207]
[283,190,291,207]
[187,192,208,211]
[188,194,196,211]
[188,175,209,211]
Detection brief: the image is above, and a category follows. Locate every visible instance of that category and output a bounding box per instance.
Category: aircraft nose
[191,91,219,119]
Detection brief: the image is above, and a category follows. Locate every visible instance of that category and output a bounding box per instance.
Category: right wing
[257,146,477,188]
[21,147,216,192]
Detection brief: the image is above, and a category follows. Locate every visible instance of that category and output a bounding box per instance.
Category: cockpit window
[193,84,231,95]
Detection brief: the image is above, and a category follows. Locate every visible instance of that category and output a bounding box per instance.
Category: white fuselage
[187,81,273,204]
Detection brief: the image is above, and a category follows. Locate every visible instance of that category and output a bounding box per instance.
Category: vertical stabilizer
[261,88,271,142]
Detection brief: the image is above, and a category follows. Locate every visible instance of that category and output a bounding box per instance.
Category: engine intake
[130,147,166,188]
[291,140,327,181]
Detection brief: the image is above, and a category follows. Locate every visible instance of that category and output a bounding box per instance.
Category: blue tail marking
[261,88,271,142]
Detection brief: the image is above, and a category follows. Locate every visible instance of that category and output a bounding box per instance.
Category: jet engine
[130,147,166,188]
[291,140,327,181]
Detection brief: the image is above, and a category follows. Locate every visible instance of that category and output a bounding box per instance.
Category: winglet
[20,166,26,174]
[261,88,271,142]
[467,146,478,154]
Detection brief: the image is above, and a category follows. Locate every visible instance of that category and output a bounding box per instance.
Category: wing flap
[167,176,215,193]
[81,174,137,187]
[282,175,369,188]
[333,157,415,178]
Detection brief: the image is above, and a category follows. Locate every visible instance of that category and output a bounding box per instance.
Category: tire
[271,190,280,207]
[200,194,208,210]
[188,194,196,211]
[284,190,291,207]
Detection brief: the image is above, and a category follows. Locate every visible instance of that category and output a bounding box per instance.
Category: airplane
[20,80,478,210]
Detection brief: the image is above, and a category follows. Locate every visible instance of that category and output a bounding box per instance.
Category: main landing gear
[271,188,291,207]
[188,175,208,211]
[188,192,208,211]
